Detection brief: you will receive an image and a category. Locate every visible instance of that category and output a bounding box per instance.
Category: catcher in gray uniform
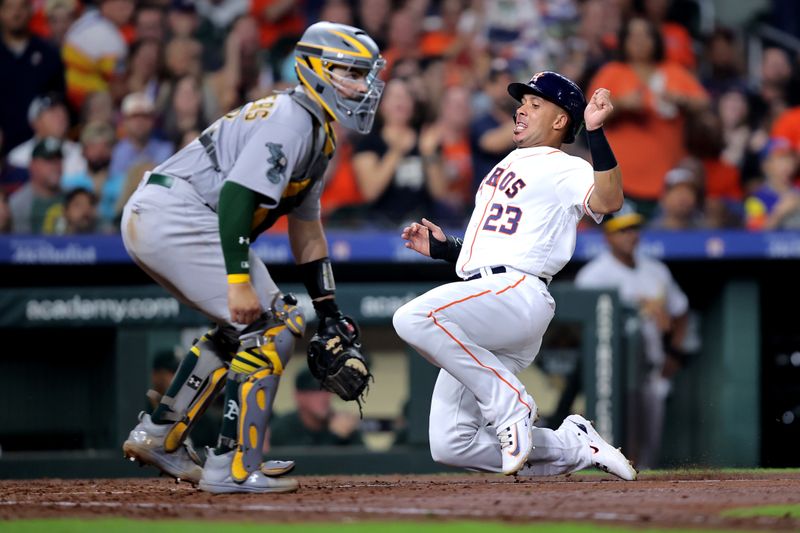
[120,22,384,494]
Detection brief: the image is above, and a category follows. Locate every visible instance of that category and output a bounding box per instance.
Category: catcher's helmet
[507,71,586,144]
[295,22,386,134]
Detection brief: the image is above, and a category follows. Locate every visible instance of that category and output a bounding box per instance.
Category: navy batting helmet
[507,71,586,144]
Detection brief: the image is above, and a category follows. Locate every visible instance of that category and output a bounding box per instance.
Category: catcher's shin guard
[229,295,303,482]
[160,327,238,453]
[231,369,280,482]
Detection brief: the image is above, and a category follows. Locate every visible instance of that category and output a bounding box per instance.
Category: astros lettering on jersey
[457,146,602,282]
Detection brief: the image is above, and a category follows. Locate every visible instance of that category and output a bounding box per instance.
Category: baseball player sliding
[394,72,637,480]
[120,22,384,494]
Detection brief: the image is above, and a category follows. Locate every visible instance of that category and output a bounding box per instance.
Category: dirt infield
[1,472,799,530]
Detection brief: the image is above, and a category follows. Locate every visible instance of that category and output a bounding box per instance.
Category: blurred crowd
[2,0,800,235]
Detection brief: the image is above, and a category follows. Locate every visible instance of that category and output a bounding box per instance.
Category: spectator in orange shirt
[771,105,800,154]
[420,0,470,61]
[685,110,744,228]
[251,0,304,81]
[251,0,303,50]
[62,0,134,110]
[32,0,79,47]
[421,84,473,224]
[588,16,708,218]
[642,0,696,70]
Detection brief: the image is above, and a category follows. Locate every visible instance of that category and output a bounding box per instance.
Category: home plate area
[1,472,799,530]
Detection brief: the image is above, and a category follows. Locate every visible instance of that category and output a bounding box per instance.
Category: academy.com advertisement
[25,295,180,323]
[0,285,434,327]
[0,287,203,327]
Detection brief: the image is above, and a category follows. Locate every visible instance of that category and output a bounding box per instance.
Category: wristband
[586,128,617,171]
[429,234,463,264]
[299,257,336,300]
[312,298,341,320]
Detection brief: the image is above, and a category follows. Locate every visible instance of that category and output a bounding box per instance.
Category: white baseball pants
[394,269,591,474]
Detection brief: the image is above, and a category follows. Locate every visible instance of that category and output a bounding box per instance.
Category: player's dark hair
[618,16,665,64]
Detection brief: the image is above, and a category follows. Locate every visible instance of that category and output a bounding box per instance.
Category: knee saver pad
[231,369,280,482]
[231,294,304,376]
[162,331,230,452]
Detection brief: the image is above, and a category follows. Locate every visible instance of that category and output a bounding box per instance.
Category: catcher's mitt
[307,314,371,403]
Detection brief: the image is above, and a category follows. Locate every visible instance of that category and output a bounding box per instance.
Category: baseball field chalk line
[0,500,644,522]
[0,499,791,527]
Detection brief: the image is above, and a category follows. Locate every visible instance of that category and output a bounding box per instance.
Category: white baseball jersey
[393,143,606,476]
[456,146,602,282]
[575,248,689,470]
[575,250,688,367]
[575,251,688,314]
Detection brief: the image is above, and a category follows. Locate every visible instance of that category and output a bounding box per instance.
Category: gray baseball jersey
[121,87,334,327]
[153,87,334,229]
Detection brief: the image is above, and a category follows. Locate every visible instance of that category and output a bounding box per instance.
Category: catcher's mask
[295,21,386,134]
[507,71,587,144]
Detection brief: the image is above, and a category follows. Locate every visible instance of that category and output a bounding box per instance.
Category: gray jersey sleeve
[226,122,311,207]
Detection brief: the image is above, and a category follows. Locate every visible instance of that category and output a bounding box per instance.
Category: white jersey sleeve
[554,157,603,224]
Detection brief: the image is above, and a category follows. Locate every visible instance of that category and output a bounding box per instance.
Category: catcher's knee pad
[161,326,238,452]
[229,294,304,377]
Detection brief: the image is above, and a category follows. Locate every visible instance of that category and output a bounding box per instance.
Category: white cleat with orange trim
[562,414,637,481]
[498,411,533,475]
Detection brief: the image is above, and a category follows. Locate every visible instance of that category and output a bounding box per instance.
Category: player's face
[329,66,369,100]
[606,226,640,257]
[296,390,332,423]
[513,94,568,148]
